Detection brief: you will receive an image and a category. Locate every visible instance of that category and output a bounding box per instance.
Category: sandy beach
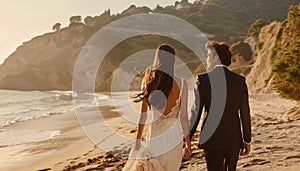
[0,1,298,171]
[3,103,134,171]
[3,93,300,171]
[3,109,91,171]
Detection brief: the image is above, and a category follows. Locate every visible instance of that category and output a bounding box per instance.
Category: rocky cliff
[246,22,281,93]
[0,1,298,91]
[246,3,300,101]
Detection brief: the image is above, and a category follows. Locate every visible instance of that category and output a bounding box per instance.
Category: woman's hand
[183,146,192,158]
[135,139,141,150]
[182,134,192,158]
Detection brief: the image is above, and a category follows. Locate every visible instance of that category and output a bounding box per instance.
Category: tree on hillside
[52,23,61,32]
[129,5,136,9]
[107,9,111,16]
[195,0,208,4]
[69,16,82,24]
[101,9,111,20]
[156,4,163,10]
[84,16,93,26]
[247,20,269,37]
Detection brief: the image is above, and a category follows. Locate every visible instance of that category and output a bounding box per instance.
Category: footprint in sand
[54,162,63,165]
[82,150,94,156]
[256,151,268,155]
[285,155,300,160]
[37,168,51,171]
[243,159,271,168]
[72,157,79,160]
[253,140,262,143]
[266,146,285,152]
[253,147,262,150]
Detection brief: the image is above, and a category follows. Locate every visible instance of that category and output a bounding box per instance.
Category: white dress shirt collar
[214,64,226,68]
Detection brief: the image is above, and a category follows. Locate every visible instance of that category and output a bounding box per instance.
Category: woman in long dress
[123,44,192,171]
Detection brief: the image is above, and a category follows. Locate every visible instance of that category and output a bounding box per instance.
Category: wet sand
[7,93,300,171]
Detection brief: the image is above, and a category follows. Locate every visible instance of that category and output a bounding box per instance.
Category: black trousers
[204,149,240,171]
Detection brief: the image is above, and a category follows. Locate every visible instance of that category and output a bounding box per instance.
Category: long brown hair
[134,44,175,109]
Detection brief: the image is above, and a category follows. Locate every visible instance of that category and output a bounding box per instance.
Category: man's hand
[240,142,250,156]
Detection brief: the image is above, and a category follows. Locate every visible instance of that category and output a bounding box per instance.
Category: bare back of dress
[123,78,186,171]
[147,78,184,170]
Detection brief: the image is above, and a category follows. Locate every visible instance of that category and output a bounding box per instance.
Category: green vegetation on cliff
[231,41,253,61]
[247,20,269,37]
[0,1,298,91]
[271,4,300,100]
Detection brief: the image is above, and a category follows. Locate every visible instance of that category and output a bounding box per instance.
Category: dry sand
[6,93,300,171]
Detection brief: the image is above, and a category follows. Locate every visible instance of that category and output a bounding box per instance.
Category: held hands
[182,134,192,158]
[183,146,192,158]
[240,142,251,156]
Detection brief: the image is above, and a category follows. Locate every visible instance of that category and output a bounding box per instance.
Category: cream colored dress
[123,78,189,171]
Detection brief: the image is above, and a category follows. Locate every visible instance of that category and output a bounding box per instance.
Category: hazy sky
[0,0,185,64]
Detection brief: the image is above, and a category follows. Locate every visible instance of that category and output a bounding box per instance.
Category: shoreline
[1,110,84,171]
[2,102,128,171]
[3,93,300,171]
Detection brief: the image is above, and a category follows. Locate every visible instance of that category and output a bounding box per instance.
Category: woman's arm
[180,80,189,136]
[180,80,192,157]
[135,101,148,149]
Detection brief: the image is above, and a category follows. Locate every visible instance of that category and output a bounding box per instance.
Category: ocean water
[0,90,72,148]
[0,89,195,169]
[0,89,110,148]
[0,89,116,170]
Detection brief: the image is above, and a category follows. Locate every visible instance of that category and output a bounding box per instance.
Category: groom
[189,41,251,171]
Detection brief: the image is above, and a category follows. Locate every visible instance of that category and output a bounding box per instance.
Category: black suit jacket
[190,66,251,151]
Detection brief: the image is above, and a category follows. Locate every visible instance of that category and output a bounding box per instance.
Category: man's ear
[212,54,219,62]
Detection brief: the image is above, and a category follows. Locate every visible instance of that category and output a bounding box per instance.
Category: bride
[123,44,192,171]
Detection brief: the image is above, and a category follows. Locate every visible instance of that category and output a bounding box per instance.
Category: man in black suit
[189,41,251,171]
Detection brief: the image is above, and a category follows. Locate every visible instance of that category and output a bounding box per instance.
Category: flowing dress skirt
[123,118,183,171]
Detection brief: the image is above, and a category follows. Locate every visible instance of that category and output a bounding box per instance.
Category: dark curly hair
[205,41,232,66]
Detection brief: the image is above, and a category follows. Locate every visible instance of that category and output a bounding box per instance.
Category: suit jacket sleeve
[240,77,251,143]
[189,76,204,139]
